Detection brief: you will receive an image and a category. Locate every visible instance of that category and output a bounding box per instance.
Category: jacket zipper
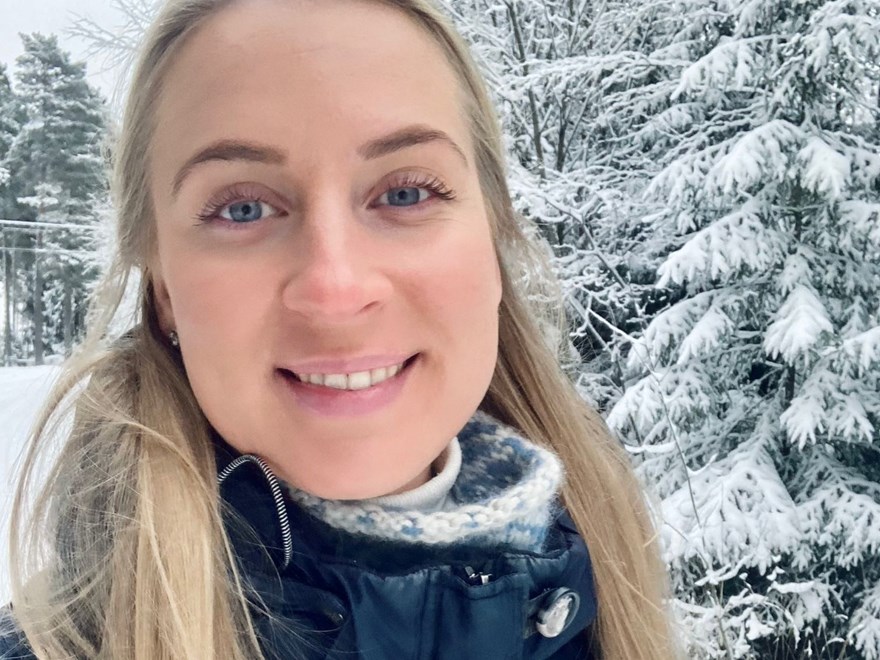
[218,454,294,570]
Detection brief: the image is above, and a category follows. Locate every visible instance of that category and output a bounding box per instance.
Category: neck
[387,464,431,495]
[385,442,452,496]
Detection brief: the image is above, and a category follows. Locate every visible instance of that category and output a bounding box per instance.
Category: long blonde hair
[7,0,677,657]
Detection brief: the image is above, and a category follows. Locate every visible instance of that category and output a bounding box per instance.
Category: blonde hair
[7,0,678,658]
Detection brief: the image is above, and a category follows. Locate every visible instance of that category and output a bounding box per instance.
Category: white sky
[0,0,131,102]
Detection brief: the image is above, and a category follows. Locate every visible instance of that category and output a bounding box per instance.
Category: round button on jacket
[535,587,581,638]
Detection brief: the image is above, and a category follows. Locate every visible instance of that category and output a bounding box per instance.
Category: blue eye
[380,186,430,207]
[220,200,277,223]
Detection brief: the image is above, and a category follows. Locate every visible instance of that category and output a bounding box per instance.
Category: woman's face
[149,0,502,498]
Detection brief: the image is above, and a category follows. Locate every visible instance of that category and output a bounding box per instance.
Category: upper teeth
[294,362,405,390]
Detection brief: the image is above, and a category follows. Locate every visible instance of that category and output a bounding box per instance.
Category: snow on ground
[0,366,59,604]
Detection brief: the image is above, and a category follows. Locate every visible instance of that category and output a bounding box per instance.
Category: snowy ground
[0,366,59,604]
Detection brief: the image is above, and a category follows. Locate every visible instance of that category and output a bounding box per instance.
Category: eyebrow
[357,125,468,166]
[170,124,469,198]
[171,141,286,197]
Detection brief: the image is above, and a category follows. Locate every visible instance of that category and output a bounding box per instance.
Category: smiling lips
[278,355,418,417]
[291,363,405,390]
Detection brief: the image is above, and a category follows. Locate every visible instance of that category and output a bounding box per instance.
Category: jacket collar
[213,434,599,657]
[213,431,593,572]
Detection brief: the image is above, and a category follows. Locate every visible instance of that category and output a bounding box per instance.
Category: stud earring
[169,330,180,348]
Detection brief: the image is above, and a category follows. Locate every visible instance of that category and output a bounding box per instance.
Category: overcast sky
[0,0,131,102]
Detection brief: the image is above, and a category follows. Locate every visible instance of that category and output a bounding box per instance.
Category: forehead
[152,0,469,181]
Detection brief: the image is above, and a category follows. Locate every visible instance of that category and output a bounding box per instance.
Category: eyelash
[194,174,457,226]
[194,184,276,225]
[375,173,457,206]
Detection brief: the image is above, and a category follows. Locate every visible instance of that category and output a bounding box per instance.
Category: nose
[280,201,392,322]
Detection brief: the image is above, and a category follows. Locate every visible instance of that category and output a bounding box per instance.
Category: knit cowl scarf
[285,411,564,553]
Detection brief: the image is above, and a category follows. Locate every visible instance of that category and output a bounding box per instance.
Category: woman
[1,0,677,658]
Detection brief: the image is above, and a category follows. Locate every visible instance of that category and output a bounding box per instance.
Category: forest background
[0,0,878,658]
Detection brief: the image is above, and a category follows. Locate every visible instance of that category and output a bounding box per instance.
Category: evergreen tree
[1,34,107,363]
[0,64,16,174]
[0,63,19,363]
[446,0,678,395]
[602,1,880,657]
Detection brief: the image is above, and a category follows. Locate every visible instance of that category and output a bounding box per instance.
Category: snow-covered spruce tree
[603,1,880,657]
[1,34,107,362]
[444,0,690,404]
[0,62,22,363]
[0,64,16,174]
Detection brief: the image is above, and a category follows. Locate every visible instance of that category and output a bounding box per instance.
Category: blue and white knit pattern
[285,411,564,552]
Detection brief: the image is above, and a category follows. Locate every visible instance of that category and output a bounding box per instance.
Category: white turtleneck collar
[367,438,462,513]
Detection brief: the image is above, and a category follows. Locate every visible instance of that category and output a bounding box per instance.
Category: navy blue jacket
[0,437,598,659]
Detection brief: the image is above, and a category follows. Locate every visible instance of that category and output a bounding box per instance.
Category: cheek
[162,248,280,454]
[438,232,500,317]
[181,268,258,329]
[411,225,501,363]
[160,241,276,370]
